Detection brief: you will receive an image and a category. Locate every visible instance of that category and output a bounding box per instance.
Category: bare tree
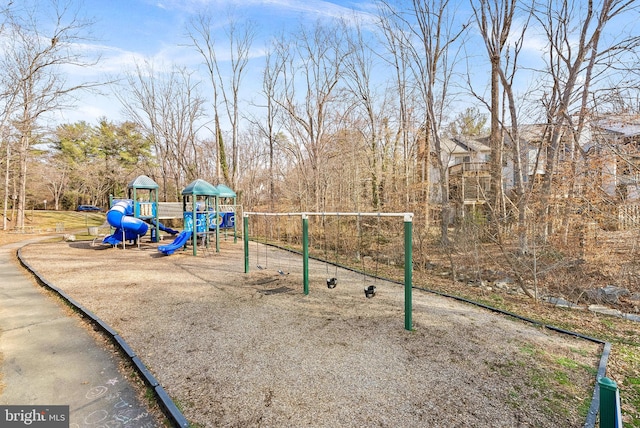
[1,85,18,230]
[470,0,534,255]
[380,0,468,242]
[470,0,569,299]
[249,47,285,210]
[188,10,255,188]
[532,0,640,237]
[119,62,206,200]
[1,0,99,228]
[499,23,535,261]
[272,22,348,212]
[470,0,516,228]
[376,6,417,211]
[41,145,69,211]
[343,20,386,210]
[0,0,17,230]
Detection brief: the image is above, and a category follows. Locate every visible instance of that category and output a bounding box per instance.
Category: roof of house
[442,136,490,154]
[594,115,640,138]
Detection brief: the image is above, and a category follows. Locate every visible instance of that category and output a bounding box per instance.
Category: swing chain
[324,213,338,289]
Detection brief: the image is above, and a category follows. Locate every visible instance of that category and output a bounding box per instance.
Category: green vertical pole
[154,188,159,243]
[599,377,621,428]
[404,214,413,331]
[132,188,138,216]
[244,214,249,274]
[215,196,220,253]
[206,196,212,249]
[108,194,114,235]
[131,188,138,247]
[302,214,309,295]
[233,197,238,243]
[192,197,197,256]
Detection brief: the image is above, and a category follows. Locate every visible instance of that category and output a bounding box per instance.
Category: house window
[454,156,469,165]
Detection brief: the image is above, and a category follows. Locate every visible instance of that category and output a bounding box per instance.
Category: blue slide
[103,200,149,245]
[158,231,192,255]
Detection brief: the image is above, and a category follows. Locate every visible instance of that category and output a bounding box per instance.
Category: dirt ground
[17,237,602,427]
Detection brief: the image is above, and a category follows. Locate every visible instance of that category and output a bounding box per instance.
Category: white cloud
[149,0,376,25]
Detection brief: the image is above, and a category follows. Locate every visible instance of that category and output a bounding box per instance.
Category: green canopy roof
[128,175,159,190]
[215,184,237,198]
[181,179,220,196]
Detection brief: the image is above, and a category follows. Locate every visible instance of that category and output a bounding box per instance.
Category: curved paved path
[0,238,162,427]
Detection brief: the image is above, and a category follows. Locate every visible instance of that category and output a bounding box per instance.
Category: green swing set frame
[243,211,414,331]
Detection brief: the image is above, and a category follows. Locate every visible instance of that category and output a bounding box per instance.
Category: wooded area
[2,0,640,304]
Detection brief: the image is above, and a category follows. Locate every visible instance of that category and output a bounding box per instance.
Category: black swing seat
[327,277,338,288]
[364,285,376,298]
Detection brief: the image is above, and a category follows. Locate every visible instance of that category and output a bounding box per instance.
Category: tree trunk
[489,55,502,226]
[2,143,10,231]
[16,134,29,229]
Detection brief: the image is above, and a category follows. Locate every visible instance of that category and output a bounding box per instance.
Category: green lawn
[0,210,106,245]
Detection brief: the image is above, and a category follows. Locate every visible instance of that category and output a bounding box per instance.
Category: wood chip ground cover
[18,239,601,427]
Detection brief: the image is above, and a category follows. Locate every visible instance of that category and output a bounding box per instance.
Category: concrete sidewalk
[0,238,163,427]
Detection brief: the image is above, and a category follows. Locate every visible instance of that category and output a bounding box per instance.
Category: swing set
[243,211,414,331]
[253,213,293,275]
[323,213,339,289]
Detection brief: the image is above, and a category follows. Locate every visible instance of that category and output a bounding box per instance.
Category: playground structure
[103,175,160,247]
[243,211,414,330]
[103,199,149,246]
[104,175,238,255]
[162,179,218,256]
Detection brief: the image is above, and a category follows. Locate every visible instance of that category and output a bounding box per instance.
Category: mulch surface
[17,238,602,427]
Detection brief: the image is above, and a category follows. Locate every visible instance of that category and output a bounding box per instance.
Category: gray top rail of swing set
[243,211,414,330]
[243,211,414,221]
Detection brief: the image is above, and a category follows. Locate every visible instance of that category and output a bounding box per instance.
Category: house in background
[589,115,640,202]
[440,114,640,228]
[441,137,491,219]
[442,129,552,220]
[442,122,585,220]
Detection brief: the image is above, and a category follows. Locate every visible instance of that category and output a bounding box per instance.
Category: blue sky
[24,0,640,127]
[51,0,382,124]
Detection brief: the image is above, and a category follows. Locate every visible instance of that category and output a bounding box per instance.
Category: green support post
[215,197,220,253]
[302,214,309,295]
[154,189,159,243]
[243,214,249,274]
[233,197,238,243]
[599,377,621,428]
[404,214,413,331]
[108,194,114,235]
[192,197,197,256]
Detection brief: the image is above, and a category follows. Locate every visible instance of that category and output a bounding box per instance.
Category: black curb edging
[260,242,612,428]
[584,342,612,428]
[17,247,190,428]
[155,385,189,427]
[132,356,160,388]
[113,335,137,359]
